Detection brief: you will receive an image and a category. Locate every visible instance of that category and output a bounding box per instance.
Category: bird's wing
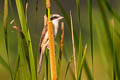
[38,24,48,74]
[40,24,48,46]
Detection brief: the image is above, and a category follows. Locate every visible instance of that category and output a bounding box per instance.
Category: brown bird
[38,14,64,73]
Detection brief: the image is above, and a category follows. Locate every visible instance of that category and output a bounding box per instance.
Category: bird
[38,14,64,73]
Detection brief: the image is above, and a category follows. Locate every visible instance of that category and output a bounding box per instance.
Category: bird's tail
[38,48,44,73]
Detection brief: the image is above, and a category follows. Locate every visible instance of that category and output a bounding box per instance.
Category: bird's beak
[58,16,64,20]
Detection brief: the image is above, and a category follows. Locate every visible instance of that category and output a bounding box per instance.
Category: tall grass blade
[112,23,119,79]
[70,11,77,80]
[113,51,119,80]
[75,0,83,57]
[97,0,119,79]
[76,0,80,24]
[78,44,88,80]
[77,32,83,80]
[75,0,82,40]
[80,44,88,79]
[88,0,94,78]
[45,51,49,80]
[8,1,21,80]
[18,35,27,80]
[15,0,37,80]
[75,0,87,79]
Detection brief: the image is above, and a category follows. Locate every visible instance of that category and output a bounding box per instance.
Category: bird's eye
[51,16,59,20]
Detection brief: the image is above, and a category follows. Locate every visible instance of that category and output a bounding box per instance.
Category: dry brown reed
[70,11,77,80]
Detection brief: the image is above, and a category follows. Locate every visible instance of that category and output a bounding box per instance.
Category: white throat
[52,20,59,36]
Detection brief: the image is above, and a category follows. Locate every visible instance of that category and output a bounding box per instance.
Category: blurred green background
[0,0,120,80]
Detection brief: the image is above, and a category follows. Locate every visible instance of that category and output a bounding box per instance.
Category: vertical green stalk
[45,51,49,80]
[18,35,27,80]
[88,0,94,78]
[48,8,51,21]
[112,23,118,80]
[76,0,80,28]
[75,0,84,79]
[77,32,83,80]
[15,0,36,80]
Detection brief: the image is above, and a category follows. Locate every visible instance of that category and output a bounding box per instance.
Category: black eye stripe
[51,16,59,20]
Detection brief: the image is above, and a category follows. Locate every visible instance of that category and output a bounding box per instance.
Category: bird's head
[50,14,64,24]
